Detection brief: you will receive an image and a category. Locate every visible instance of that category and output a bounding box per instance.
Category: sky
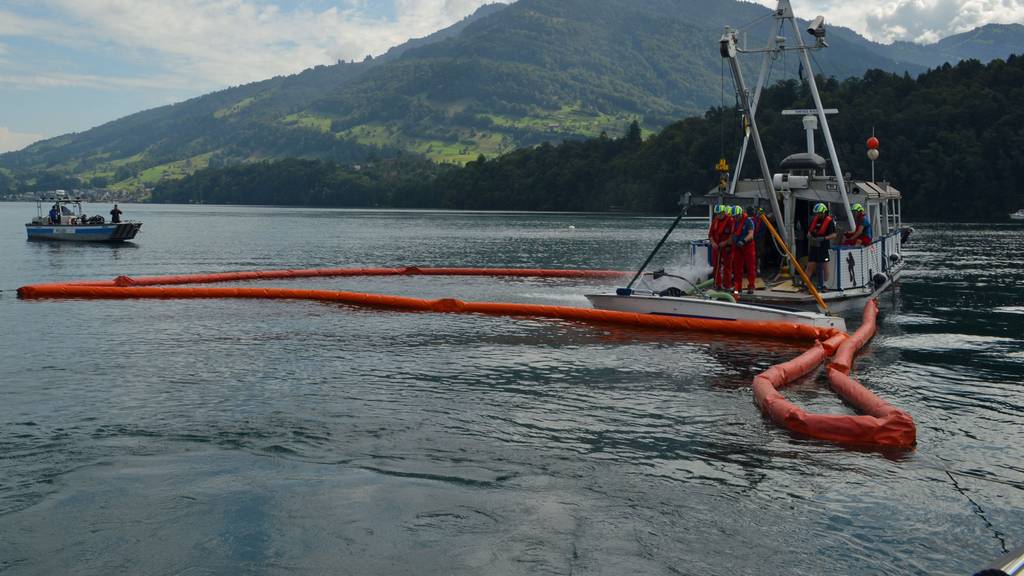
[1,0,1022,153]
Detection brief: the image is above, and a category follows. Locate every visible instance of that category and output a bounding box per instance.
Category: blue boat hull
[26,223,142,242]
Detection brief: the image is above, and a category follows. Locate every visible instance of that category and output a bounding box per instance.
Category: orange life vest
[809,214,833,237]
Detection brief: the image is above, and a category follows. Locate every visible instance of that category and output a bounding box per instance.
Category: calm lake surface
[0,202,1021,575]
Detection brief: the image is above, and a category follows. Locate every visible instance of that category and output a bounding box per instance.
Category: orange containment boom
[19,267,914,447]
[18,283,834,342]
[16,267,837,341]
[60,267,630,288]
[752,299,917,449]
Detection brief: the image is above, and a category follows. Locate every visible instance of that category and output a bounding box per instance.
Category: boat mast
[728,21,781,198]
[781,0,856,227]
[720,29,789,247]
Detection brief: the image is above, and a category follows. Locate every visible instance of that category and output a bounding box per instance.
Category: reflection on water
[0,204,1021,575]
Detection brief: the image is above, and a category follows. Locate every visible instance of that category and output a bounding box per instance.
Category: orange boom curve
[18,267,914,448]
[752,299,917,449]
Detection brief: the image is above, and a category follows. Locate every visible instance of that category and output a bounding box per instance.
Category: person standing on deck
[753,207,775,278]
[715,206,736,290]
[732,206,757,296]
[709,205,727,289]
[110,204,122,224]
[842,203,872,246]
[804,203,837,289]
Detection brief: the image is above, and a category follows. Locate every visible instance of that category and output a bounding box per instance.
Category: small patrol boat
[1011,208,1024,221]
[26,191,142,242]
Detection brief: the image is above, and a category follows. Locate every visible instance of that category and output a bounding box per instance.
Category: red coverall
[715,216,734,289]
[732,213,757,293]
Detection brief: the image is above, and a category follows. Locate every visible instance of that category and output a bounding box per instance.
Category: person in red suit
[732,206,757,295]
[708,205,726,288]
[714,205,735,290]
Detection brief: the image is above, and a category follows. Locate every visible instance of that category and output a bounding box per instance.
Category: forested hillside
[153,56,1024,222]
[4,0,1022,194]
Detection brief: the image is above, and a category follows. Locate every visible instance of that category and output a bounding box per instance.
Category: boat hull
[585,293,846,332]
[26,223,142,242]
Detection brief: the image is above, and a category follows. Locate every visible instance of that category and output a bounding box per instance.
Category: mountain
[2,0,1022,193]
[0,3,510,192]
[153,55,1024,222]
[883,24,1024,68]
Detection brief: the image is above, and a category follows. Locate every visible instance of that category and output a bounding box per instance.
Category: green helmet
[713,204,724,214]
[851,203,864,213]
[733,205,743,216]
[813,202,828,214]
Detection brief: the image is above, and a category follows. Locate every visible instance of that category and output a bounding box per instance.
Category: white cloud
[754,0,1024,43]
[0,126,45,153]
[7,1,508,92]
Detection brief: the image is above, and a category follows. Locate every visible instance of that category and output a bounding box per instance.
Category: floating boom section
[60,267,628,288]
[19,267,914,447]
[19,286,833,342]
[752,300,917,448]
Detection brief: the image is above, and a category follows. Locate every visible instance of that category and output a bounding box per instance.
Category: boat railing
[690,230,904,293]
[825,230,903,292]
[690,240,714,271]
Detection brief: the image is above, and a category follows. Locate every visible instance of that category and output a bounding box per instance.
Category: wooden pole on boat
[760,213,830,315]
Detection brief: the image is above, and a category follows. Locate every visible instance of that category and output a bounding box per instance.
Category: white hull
[586,293,846,332]
[26,222,142,242]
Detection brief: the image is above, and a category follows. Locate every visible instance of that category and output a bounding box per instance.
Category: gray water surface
[1,203,1021,575]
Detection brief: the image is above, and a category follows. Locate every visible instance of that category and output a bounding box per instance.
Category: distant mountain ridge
[2,0,1022,193]
[885,23,1024,68]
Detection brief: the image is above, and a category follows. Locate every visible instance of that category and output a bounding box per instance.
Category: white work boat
[586,289,846,331]
[26,191,141,242]
[589,0,908,329]
[1011,209,1024,221]
[591,0,910,324]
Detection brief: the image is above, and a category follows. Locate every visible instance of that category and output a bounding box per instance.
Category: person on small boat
[715,205,736,290]
[48,204,59,225]
[804,203,837,289]
[110,205,122,224]
[732,205,757,295]
[842,203,872,246]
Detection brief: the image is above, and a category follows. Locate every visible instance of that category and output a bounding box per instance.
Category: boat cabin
[692,109,907,299]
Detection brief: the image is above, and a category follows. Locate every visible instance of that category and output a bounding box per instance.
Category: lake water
[1,202,1021,575]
